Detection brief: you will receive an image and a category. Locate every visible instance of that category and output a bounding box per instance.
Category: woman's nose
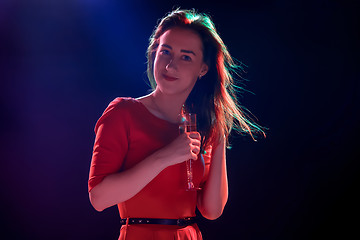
[165,58,177,71]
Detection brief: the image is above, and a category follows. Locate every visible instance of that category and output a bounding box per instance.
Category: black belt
[120,217,196,227]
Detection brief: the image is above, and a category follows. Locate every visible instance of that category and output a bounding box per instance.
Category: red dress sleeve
[88,98,130,192]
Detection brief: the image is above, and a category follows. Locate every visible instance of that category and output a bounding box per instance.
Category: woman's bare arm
[197,136,228,220]
[89,150,166,212]
[89,132,201,212]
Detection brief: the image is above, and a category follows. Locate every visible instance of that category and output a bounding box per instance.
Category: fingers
[190,138,201,160]
[188,131,201,140]
[188,145,200,160]
[178,132,202,161]
[190,152,199,160]
[186,133,201,147]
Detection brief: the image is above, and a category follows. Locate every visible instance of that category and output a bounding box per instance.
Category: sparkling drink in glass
[179,113,201,191]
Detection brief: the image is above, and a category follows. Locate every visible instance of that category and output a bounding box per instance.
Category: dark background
[1,0,359,239]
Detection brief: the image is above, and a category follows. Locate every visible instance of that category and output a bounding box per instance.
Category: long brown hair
[147,9,265,150]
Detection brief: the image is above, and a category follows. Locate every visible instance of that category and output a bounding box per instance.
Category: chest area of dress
[124,121,205,188]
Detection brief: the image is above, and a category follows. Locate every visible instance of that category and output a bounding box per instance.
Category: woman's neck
[151,90,187,123]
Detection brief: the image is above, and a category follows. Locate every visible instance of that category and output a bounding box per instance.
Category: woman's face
[153,27,208,96]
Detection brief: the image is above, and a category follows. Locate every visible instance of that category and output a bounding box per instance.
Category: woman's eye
[160,49,170,55]
[182,55,192,61]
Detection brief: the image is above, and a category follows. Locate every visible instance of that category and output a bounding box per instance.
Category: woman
[88,9,265,239]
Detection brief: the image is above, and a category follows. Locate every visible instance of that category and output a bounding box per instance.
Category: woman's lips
[163,74,178,81]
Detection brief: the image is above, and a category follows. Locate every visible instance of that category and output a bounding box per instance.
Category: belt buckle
[177,217,191,226]
[177,218,185,226]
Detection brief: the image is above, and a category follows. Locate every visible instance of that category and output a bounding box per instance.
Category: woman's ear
[199,64,209,78]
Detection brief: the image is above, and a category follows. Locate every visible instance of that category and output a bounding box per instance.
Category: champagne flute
[179,113,201,191]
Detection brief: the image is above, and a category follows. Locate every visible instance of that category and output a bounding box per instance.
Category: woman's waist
[118,205,197,220]
[119,188,198,217]
[120,217,197,227]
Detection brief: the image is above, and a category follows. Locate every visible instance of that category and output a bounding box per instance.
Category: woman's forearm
[89,150,168,212]
[89,132,201,212]
[197,137,228,220]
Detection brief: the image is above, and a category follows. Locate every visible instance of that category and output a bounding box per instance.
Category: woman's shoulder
[106,97,140,110]
[94,97,142,131]
[101,97,147,116]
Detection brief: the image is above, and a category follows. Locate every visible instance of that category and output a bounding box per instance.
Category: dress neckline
[131,98,180,127]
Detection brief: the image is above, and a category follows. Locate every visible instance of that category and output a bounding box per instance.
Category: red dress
[88,97,211,240]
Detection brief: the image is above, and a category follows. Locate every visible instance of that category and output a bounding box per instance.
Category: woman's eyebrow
[181,49,196,56]
[161,44,196,56]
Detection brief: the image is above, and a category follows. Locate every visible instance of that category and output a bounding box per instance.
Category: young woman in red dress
[88,9,265,239]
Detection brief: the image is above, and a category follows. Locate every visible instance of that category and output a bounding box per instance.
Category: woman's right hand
[157,132,201,168]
